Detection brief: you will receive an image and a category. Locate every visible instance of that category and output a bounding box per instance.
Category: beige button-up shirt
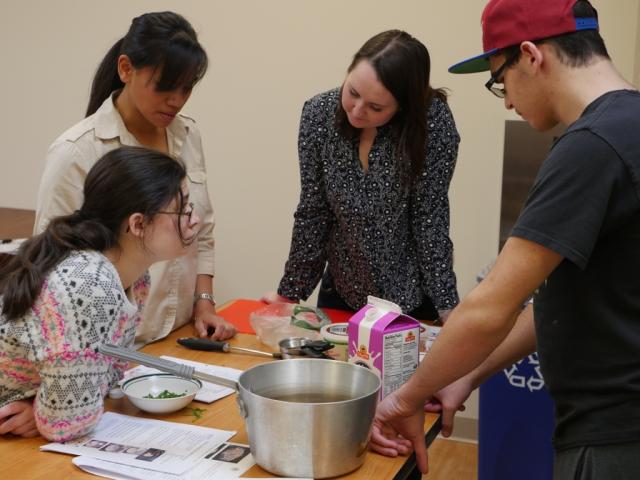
[35,94,216,343]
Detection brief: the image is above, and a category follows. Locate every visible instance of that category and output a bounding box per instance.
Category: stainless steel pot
[237,359,380,478]
[99,345,381,478]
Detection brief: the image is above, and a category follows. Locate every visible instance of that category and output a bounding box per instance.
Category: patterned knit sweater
[0,250,148,441]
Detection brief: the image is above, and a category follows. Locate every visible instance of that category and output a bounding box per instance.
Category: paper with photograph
[40,412,235,475]
[73,455,312,480]
[71,441,259,479]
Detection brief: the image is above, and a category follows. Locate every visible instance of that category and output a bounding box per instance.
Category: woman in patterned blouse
[267,30,460,320]
[0,146,198,441]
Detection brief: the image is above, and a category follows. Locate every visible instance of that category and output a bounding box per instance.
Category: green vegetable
[186,407,207,422]
[143,389,187,399]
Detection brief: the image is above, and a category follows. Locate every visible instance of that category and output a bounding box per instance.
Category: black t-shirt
[512,90,640,451]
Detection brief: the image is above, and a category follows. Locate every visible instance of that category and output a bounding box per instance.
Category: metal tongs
[98,344,238,390]
[278,338,335,359]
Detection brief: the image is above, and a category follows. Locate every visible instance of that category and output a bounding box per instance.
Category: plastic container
[320,323,349,361]
[479,354,554,480]
[419,323,441,354]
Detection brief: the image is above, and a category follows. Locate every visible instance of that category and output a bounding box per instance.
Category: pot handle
[99,344,240,391]
[99,344,197,378]
[192,371,239,391]
[236,395,249,419]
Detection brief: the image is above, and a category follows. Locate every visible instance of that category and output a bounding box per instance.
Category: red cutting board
[217,299,352,334]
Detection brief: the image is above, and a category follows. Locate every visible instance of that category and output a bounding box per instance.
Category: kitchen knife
[177,337,282,359]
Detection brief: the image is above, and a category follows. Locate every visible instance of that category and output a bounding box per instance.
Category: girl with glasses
[0,147,197,441]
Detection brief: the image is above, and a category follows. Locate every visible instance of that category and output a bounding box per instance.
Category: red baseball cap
[449,0,599,74]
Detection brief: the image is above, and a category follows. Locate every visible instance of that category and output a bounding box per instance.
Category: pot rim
[237,358,381,404]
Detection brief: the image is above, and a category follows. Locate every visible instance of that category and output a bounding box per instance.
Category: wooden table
[0,207,35,240]
[0,306,440,479]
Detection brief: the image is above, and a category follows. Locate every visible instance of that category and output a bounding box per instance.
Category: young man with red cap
[370,1,640,478]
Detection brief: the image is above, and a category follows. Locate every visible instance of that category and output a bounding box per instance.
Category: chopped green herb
[143,389,187,399]
[186,407,207,422]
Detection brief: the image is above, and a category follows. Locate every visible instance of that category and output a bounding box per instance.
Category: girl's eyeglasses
[158,202,195,223]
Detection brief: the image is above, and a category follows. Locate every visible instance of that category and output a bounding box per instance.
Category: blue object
[478,353,555,480]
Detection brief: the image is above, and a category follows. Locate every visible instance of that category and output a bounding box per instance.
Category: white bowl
[122,374,201,414]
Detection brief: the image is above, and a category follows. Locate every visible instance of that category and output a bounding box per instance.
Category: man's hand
[370,390,429,474]
[0,400,39,437]
[423,375,474,437]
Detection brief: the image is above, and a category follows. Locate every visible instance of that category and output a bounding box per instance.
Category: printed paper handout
[41,412,237,476]
[71,441,255,479]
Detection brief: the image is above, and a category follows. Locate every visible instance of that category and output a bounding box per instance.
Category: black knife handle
[177,337,229,352]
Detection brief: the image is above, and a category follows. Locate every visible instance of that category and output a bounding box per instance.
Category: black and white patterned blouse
[278,88,459,312]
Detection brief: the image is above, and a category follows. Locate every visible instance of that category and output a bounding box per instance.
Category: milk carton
[348,296,420,399]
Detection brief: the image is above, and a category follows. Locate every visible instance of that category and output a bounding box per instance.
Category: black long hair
[335,30,447,186]
[86,11,208,117]
[0,147,187,319]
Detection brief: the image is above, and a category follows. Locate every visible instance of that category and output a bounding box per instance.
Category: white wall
[1,0,638,427]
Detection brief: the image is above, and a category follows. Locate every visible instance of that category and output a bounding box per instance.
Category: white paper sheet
[121,356,242,404]
[72,440,256,479]
[41,412,236,476]
[73,456,312,480]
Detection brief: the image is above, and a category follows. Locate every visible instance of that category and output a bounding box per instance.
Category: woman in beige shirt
[35,11,236,343]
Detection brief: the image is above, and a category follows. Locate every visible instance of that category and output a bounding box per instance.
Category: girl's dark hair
[502,1,609,67]
[335,30,447,186]
[86,11,208,117]
[0,147,188,319]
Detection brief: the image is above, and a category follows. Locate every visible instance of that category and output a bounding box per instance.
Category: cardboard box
[348,296,420,399]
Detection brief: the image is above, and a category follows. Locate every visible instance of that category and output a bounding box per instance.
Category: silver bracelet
[194,292,216,306]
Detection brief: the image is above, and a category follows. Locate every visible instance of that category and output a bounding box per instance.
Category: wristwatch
[194,292,216,306]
